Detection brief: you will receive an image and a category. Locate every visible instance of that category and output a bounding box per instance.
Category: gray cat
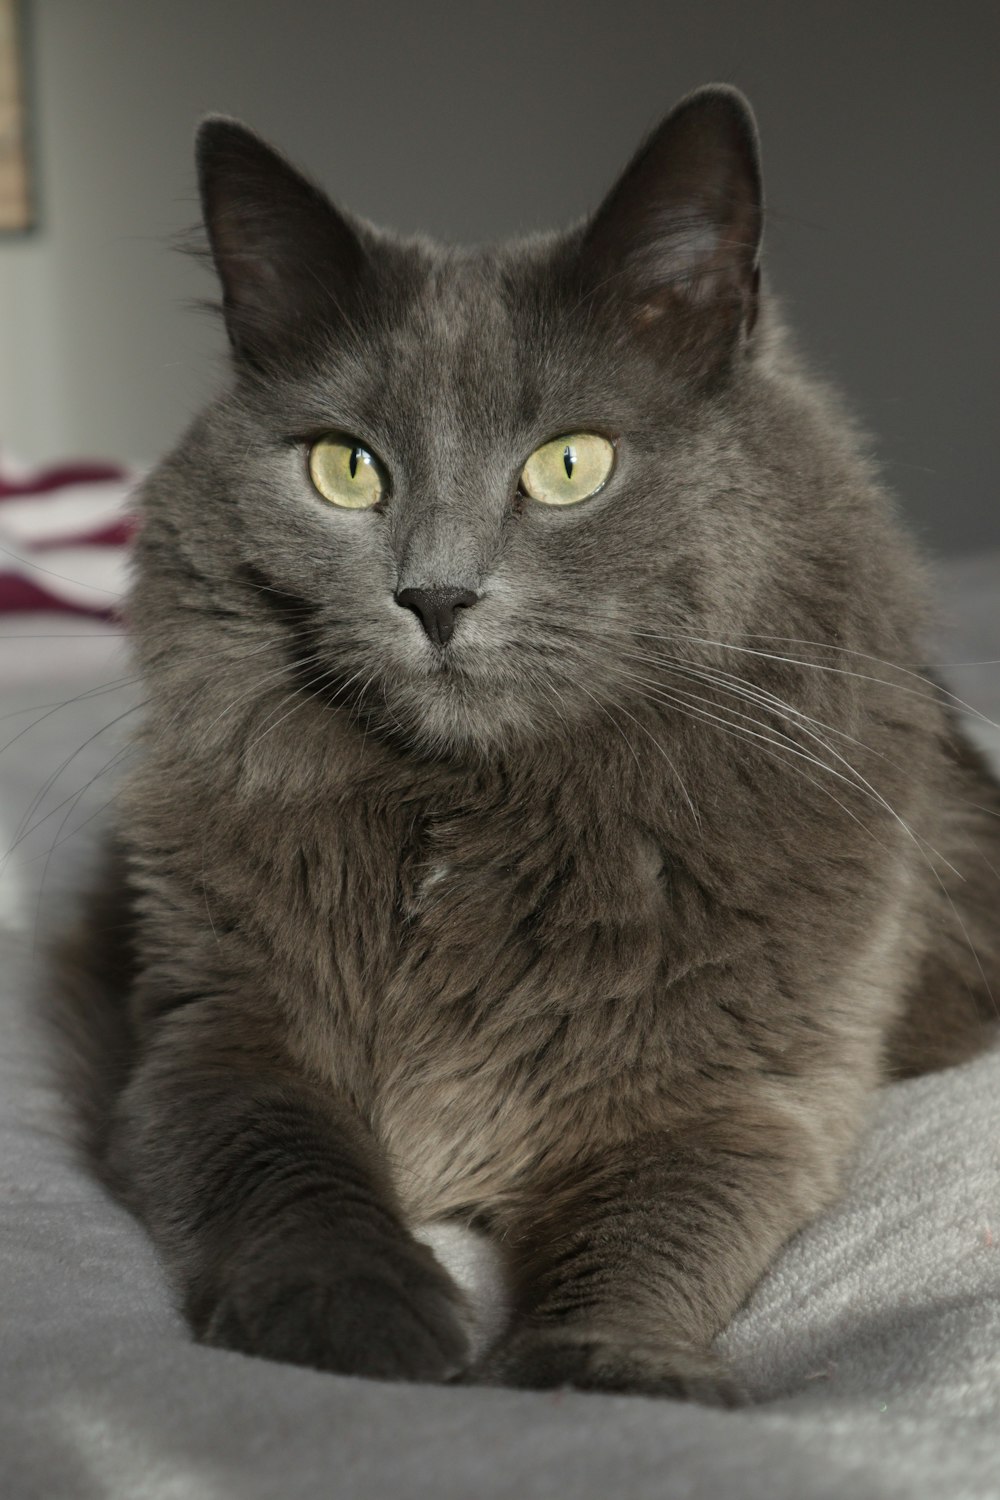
[63,84,1000,1402]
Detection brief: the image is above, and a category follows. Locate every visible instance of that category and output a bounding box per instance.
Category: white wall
[0,0,996,551]
[0,229,63,459]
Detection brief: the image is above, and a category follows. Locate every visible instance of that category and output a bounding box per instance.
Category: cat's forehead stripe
[373,258,524,451]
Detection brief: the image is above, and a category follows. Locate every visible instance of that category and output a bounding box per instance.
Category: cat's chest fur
[308,782,673,1221]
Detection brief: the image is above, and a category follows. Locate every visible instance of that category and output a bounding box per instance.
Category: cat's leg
[109,999,469,1381]
[887,726,1000,1076]
[479,1117,833,1403]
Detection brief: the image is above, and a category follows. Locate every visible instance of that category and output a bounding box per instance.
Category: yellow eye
[308,436,386,509]
[520,433,615,506]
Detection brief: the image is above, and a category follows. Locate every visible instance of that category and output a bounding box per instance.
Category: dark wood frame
[0,0,32,234]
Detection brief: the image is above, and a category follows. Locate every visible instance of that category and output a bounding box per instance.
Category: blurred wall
[0,0,996,553]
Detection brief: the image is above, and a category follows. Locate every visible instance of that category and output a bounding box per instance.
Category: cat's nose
[395,586,479,647]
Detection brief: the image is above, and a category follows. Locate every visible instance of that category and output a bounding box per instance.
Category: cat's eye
[308,436,386,509]
[519,433,615,506]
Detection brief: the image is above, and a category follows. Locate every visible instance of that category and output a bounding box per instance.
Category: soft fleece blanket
[0,452,135,618]
[1,558,999,1500]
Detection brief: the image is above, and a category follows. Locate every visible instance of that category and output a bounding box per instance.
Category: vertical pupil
[349,447,360,479]
[563,444,575,479]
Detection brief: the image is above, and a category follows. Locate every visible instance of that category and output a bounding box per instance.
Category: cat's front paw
[198,1237,470,1383]
[473,1324,744,1405]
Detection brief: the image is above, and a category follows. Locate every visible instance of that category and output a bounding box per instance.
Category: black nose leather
[395,586,479,647]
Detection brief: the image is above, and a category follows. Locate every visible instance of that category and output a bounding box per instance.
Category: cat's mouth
[273,591,578,754]
[278,635,501,752]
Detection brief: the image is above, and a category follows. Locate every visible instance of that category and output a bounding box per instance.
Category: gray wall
[0,0,997,553]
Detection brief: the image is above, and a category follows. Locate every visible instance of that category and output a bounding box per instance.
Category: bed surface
[2,556,999,1500]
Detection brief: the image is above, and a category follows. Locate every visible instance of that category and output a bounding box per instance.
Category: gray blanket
[2,558,999,1499]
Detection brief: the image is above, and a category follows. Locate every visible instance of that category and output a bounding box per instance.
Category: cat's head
[142,87,825,762]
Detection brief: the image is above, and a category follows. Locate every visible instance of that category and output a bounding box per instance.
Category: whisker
[0,540,126,596]
[633,631,1000,740]
[614,666,962,877]
[617,675,891,854]
[577,682,643,777]
[3,699,148,866]
[0,673,142,759]
[31,739,141,950]
[623,654,945,868]
[589,680,700,823]
[631,652,886,761]
[243,656,372,755]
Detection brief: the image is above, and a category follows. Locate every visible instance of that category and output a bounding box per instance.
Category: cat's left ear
[580,86,763,376]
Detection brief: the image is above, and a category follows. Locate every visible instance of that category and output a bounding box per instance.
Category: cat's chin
[384,674,559,762]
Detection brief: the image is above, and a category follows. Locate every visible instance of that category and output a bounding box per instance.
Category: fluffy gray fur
[63,85,1000,1400]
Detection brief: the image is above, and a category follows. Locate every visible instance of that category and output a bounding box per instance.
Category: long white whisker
[577,682,643,776]
[584,681,700,823]
[623,654,952,872]
[616,676,891,854]
[616,666,964,880]
[632,631,1000,740]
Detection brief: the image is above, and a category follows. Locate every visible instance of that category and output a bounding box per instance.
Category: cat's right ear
[578,86,763,380]
[196,116,366,368]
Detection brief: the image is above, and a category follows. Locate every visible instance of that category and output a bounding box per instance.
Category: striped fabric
[0,455,137,617]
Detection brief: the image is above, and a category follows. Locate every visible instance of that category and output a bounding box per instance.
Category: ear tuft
[582,85,763,376]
